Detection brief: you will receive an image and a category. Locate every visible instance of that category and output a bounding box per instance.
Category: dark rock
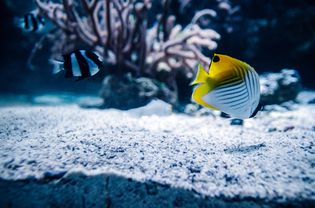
[267,127,277,132]
[283,126,295,132]
[187,165,202,174]
[260,69,302,105]
[100,74,177,110]
[230,119,243,126]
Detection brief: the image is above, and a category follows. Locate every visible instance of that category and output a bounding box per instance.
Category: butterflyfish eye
[213,55,220,63]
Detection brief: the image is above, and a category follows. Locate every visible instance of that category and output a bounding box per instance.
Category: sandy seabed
[0,99,314,207]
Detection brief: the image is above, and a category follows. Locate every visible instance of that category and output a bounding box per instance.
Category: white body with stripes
[70,52,100,77]
[51,50,103,80]
[203,66,260,119]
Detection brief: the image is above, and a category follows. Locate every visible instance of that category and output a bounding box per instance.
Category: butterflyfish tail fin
[190,64,209,85]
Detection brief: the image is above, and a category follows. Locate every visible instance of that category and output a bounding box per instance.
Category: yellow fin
[190,64,209,85]
[191,82,218,110]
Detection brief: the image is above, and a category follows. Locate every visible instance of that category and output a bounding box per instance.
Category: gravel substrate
[0,103,314,207]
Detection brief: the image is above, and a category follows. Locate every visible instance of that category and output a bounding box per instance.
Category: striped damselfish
[51,50,103,81]
[191,54,261,119]
[15,12,45,32]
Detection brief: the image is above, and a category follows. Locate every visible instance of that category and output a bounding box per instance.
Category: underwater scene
[0,0,315,207]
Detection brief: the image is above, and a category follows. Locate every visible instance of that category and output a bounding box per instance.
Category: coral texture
[34,0,220,91]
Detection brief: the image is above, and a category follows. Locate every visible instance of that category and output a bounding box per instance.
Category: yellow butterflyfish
[191,53,261,119]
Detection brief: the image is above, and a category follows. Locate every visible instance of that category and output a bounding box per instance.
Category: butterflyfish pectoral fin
[190,64,209,86]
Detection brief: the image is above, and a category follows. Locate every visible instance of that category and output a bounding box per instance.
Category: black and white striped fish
[191,53,261,119]
[51,50,103,80]
[15,12,45,32]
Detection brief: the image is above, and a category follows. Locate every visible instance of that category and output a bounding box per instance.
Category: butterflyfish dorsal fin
[190,64,209,85]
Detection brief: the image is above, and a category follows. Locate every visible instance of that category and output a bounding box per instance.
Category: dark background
[0,0,314,95]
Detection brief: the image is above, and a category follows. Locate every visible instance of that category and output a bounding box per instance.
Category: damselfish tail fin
[49,59,64,74]
[13,17,24,30]
[190,64,209,85]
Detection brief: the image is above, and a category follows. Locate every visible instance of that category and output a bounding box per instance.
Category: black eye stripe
[213,55,220,63]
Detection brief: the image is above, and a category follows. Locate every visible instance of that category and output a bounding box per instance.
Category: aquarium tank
[0,0,314,207]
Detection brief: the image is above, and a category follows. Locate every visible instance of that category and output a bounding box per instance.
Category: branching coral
[34,0,220,91]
